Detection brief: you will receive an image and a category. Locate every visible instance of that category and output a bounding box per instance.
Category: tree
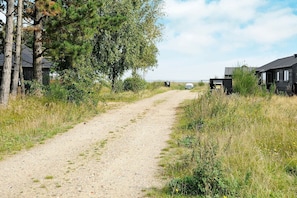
[44,0,100,71]
[12,0,24,96]
[22,0,61,88]
[93,0,163,92]
[0,0,14,106]
[41,0,104,103]
[33,0,60,86]
[130,0,163,74]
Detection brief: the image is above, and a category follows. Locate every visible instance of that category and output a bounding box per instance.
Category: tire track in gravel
[0,90,197,198]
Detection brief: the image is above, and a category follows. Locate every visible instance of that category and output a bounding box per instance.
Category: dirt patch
[0,90,197,197]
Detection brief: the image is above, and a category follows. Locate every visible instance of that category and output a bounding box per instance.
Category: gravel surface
[0,90,197,198]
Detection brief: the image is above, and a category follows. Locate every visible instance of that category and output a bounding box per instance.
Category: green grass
[155,91,297,197]
[0,95,102,159]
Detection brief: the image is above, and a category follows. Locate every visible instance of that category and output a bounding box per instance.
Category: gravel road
[0,90,197,198]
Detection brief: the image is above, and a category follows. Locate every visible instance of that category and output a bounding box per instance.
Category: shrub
[45,81,68,101]
[113,79,124,93]
[123,75,146,92]
[198,81,205,86]
[168,141,231,197]
[232,67,263,96]
[48,60,102,105]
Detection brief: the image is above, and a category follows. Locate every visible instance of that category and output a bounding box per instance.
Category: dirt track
[0,90,197,198]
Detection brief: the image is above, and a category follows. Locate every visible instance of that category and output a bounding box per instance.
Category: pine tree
[0,0,14,106]
[22,0,61,89]
[44,0,101,71]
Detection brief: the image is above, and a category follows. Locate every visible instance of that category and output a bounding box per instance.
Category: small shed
[0,46,52,86]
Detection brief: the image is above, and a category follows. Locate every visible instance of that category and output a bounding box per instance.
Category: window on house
[284,70,289,81]
[276,71,280,81]
[261,72,266,84]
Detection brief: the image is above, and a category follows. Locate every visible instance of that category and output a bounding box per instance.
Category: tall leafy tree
[0,0,14,106]
[132,0,163,73]
[93,0,163,91]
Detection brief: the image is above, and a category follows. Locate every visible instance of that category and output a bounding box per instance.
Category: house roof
[225,67,236,76]
[256,54,297,72]
[225,66,257,76]
[0,45,52,69]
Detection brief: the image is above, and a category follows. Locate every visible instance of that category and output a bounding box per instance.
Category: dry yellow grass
[0,96,98,158]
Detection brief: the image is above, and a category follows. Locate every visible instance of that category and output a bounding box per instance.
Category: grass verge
[153,91,297,197]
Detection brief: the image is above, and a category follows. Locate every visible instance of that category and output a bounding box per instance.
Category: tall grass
[0,96,99,159]
[157,91,297,197]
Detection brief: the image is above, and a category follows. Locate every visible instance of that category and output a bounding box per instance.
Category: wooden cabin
[256,54,297,95]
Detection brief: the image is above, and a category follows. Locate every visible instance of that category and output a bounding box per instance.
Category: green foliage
[198,81,205,86]
[48,58,102,105]
[25,80,45,95]
[232,67,263,96]
[111,79,125,93]
[44,0,101,70]
[123,76,147,92]
[92,0,163,91]
[146,81,164,90]
[168,142,230,197]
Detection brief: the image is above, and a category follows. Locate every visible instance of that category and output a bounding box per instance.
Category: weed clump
[168,142,231,197]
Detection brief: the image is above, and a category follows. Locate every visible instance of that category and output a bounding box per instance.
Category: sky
[144,0,297,82]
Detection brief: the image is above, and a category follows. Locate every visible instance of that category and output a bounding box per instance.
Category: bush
[168,141,231,197]
[48,60,102,105]
[198,81,205,86]
[113,79,124,93]
[123,76,146,92]
[232,67,263,96]
[45,81,69,101]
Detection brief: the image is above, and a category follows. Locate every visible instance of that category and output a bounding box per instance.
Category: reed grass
[157,91,297,197]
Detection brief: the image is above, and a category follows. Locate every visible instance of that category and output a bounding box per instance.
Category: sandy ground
[0,90,197,198]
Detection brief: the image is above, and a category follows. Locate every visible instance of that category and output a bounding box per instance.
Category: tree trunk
[19,60,25,95]
[33,0,43,86]
[12,0,24,97]
[0,0,14,106]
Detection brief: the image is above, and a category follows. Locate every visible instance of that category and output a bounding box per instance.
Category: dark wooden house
[256,54,297,95]
[0,46,52,86]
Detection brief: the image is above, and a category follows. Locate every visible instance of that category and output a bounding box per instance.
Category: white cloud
[241,8,297,44]
[146,0,297,81]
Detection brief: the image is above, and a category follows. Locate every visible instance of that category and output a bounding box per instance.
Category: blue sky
[145,0,297,82]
